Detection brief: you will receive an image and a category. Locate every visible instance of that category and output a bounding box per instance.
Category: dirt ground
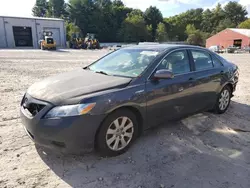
[0,49,250,188]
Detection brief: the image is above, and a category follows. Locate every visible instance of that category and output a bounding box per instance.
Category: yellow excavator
[39,31,56,50]
[69,33,100,49]
[83,33,100,49]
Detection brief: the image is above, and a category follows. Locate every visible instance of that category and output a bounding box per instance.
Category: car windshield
[88,48,161,78]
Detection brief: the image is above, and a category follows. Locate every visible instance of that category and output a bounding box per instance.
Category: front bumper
[20,95,105,154]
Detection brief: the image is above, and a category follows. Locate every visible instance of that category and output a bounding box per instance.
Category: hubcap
[219,89,230,111]
[106,117,134,151]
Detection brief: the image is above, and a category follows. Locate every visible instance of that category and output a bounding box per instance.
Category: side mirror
[153,69,174,79]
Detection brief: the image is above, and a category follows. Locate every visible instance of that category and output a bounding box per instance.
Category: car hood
[27,69,132,105]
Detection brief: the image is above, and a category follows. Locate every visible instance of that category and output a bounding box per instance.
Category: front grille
[26,103,45,116]
[47,38,54,44]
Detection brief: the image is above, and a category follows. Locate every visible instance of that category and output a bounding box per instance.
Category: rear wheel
[96,109,138,157]
[214,86,231,114]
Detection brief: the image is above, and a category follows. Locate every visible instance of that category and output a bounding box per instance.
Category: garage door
[44,28,61,46]
[13,26,33,47]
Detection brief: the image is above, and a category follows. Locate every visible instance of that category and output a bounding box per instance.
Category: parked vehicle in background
[38,31,57,50]
[243,46,250,53]
[226,45,239,53]
[208,45,224,53]
[20,45,239,156]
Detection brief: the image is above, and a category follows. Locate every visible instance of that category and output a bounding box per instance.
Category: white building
[0,16,66,48]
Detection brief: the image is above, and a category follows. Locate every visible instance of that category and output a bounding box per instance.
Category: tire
[96,109,139,157]
[214,85,232,114]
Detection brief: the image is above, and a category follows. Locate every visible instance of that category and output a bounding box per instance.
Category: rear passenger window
[191,50,213,71]
[212,56,224,67]
[157,50,190,75]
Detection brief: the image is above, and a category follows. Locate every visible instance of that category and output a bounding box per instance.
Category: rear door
[189,49,224,110]
[145,49,198,127]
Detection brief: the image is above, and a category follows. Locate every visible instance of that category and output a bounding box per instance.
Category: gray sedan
[20,45,239,156]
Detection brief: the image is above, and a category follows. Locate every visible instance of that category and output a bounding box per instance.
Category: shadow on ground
[36,100,250,188]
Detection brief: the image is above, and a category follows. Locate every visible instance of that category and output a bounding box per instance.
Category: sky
[0,0,249,18]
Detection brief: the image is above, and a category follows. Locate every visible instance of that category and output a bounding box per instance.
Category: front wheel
[214,86,232,114]
[96,109,138,157]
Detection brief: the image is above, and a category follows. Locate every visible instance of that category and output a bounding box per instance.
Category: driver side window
[157,50,191,75]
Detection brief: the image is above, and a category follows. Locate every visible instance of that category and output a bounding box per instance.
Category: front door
[145,49,197,127]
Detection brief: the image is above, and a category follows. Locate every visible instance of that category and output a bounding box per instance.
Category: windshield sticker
[140,51,159,56]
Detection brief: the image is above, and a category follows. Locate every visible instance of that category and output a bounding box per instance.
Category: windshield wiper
[95,71,109,75]
[83,66,90,70]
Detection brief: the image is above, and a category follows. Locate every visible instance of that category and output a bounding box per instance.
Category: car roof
[124,44,206,52]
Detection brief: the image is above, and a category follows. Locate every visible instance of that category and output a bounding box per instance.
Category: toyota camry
[20,45,239,156]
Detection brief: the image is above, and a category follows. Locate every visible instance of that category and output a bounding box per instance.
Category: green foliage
[118,12,148,42]
[113,0,124,7]
[47,0,66,18]
[215,18,236,33]
[156,22,168,42]
[65,22,80,41]
[201,9,213,33]
[224,1,247,25]
[32,0,48,17]
[146,25,153,41]
[185,24,209,46]
[144,6,163,40]
[238,19,250,29]
[32,0,249,43]
[186,24,197,35]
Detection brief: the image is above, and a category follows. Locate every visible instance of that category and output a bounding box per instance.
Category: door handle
[178,87,184,92]
[189,77,194,81]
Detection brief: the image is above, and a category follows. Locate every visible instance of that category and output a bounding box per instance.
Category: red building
[206,28,250,49]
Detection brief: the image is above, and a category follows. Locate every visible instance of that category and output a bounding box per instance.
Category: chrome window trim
[147,47,217,81]
[190,49,215,71]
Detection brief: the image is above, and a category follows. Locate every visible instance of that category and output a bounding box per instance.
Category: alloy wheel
[219,89,230,111]
[106,116,134,151]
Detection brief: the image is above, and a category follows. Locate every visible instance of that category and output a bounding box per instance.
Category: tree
[185,24,208,46]
[211,3,225,32]
[32,0,48,17]
[187,32,204,46]
[224,1,247,26]
[144,6,163,41]
[112,6,133,42]
[215,18,236,33]
[186,24,197,35]
[68,0,97,35]
[65,22,80,41]
[113,0,124,7]
[47,0,66,18]
[119,11,148,42]
[156,22,168,42]
[182,8,203,30]
[146,25,153,41]
[201,9,213,33]
[238,19,250,29]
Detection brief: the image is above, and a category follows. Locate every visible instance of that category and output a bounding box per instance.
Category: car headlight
[44,103,96,119]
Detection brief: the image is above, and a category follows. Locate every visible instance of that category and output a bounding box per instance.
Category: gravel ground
[0,49,250,188]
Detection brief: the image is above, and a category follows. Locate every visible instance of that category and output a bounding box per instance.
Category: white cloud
[203,0,249,17]
[239,0,250,17]
[204,0,229,10]
[158,0,201,4]
[0,0,35,17]
[122,0,182,11]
